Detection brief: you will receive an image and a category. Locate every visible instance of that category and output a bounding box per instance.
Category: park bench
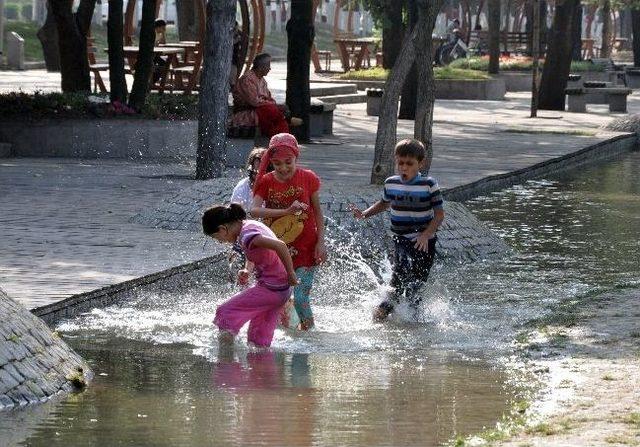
[468,31,534,55]
[565,85,632,113]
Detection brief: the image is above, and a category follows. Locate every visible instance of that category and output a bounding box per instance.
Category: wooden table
[582,38,596,59]
[120,46,183,93]
[333,37,380,72]
[160,41,199,65]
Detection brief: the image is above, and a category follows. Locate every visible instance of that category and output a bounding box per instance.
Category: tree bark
[539,0,579,110]
[571,2,582,61]
[196,0,235,180]
[600,0,611,58]
[37,2,60,72]
[108,0,128,103]
[414,0,445,173]
[127,0,156,110]
[382,0,405,68]
[50,0,96,92]
[370,26,418,184]
[286,0,314,143]
[488,0,500,74]
[176,0,199,41]
[631,8,640,66]
[398,0,418,120]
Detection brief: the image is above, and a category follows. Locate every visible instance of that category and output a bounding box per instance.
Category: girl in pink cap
[251,133,327,331]
[203,203,299,347]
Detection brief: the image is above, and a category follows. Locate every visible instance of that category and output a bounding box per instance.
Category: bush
[0,92,200,121]
[21,4,32,20]
[450,56,607,73]
[336,66,491,81]
[4,3,20,19]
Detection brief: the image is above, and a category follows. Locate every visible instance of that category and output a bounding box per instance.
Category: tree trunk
[108,0,128,102]
[37,1,60,71]
[539,0,579,110]
[382,0,405,68]
[571,2,582,61]
[286,0,314,143]
[398,0,418,120]
[600,0,611,58]
[196,0,235,180]
[414,0,445,173]
[488,0,500,73]
[631,8,640,66]
[476,0,485,29]
[128,0,156,110]
[176,0,198,41]
[370,26,419,184]
[531,0,541,118]
[50,0,96,92]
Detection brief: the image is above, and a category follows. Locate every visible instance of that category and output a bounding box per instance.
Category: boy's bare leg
[373,301,395,322]
[217,330,235,361]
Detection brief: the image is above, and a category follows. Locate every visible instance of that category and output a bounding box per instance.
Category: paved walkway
[0,67,636,309]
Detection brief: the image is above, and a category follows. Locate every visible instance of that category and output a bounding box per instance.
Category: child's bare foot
[298,318,314,331]
[373,303,393,322]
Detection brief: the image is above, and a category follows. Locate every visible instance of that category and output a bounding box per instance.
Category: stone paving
[0,288,90,410]
[0,65,637,310]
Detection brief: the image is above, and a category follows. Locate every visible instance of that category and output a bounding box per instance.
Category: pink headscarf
[253,133,300,190]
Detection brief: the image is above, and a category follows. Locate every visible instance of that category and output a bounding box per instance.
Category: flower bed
[449,56,606,73]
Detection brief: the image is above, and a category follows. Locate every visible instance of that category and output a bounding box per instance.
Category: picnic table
[333,37,379,72]
[160,41,199,66]
[119,46,183,93]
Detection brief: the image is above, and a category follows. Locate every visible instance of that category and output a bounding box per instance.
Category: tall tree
[488,0,500,74]
[370,0,444,184]
[632,6,640,65]
[382,0,405,68]
[571,1,583,60]
[36,2,61,71]
[539,0,580,110]
[50,0,96,92]
[398,0,418,120]
[108,0,128,103]
[601,0,612,58]
[176,0,199,41]
[286,0,315,143]
[196,0,236,179]
[127,0,156,110]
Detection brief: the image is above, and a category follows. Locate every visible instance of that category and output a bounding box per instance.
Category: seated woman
[229,52,301,137]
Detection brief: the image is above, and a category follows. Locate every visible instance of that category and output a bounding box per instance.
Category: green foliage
[450,57,607,72]
[336,66,492,81]
[0,92,199,120]
[4,3,20,19]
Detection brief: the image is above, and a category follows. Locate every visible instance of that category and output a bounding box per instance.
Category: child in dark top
[351,139,445,321]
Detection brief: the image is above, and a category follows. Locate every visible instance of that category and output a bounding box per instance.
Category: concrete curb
[443,133,637,202]
[32,253,227,326]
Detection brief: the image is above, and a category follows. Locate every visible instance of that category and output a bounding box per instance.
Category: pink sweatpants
[214,284,290,347]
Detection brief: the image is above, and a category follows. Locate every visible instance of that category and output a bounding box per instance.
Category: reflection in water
[8,339,513,447]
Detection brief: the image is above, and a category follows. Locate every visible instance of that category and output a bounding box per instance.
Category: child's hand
[287,200,308,215]
[237,269,250,285]
[315,240,327,264]
[349,203,365,219]
[414,232,432,252]
[288,271,300,286]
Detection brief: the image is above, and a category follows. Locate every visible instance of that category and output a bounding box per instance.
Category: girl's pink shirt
[239,220,289,289]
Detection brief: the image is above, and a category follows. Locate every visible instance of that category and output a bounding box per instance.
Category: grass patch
[602,374,616,381]
[605,434,639,445]
[336,66,491,82]
[503,127,597,137]
[623,412,640,427]
[524,420,573,436]
[449,56,607,73]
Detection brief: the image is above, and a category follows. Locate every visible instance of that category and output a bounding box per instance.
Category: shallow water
[4,152,640,447]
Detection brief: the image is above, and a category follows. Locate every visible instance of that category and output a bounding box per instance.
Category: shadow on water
[5,152,640,446]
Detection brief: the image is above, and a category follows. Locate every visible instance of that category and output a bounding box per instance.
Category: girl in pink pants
[202,203,299,347]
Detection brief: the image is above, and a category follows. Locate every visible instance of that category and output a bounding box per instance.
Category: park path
[0,66,635,308]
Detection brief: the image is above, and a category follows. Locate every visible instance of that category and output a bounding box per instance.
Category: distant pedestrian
[351,139,445,321]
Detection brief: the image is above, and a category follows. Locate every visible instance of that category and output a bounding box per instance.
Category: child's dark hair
[394,138,426,161]
[202,203,246,235]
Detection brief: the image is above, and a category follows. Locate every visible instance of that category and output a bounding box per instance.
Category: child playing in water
[230,147,267,213]
[203,203,298,347]
[352,139,444,321]
[251,133,327,331]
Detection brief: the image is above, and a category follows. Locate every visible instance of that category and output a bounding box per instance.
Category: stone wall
[0,288,91,411]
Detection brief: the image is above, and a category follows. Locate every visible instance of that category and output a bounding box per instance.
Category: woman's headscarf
[253,133,300,190]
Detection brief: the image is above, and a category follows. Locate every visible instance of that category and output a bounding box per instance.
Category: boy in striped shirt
[352,139,445,321]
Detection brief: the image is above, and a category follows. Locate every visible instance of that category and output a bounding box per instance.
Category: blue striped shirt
[382,174,444,240]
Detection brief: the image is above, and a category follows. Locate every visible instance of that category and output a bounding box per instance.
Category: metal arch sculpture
[123,0,264,75]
